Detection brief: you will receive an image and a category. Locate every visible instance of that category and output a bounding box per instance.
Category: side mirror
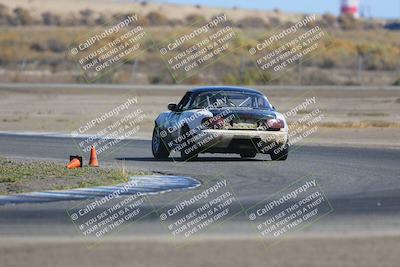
[272,106,276,110]
[168,103,177,111]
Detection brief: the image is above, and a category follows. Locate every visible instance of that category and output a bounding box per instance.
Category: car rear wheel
[240,151,257,158]
[152,126,169,159]
[270,143,289,161]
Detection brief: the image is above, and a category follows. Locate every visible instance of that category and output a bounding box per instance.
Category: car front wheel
[152,126,169,159]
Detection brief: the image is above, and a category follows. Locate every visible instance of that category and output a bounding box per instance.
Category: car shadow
[115,157,269,162]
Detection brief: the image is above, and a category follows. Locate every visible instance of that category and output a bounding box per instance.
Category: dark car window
[177,92,193,111]
[188,91,272,110]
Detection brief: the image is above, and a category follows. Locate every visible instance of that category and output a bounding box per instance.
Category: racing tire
[152,125,170,159]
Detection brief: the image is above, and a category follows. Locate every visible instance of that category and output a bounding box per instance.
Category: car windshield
[189,91,272,110]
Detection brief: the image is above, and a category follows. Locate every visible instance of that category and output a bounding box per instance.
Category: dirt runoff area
[1,234,400,267]
[0,84,399,148]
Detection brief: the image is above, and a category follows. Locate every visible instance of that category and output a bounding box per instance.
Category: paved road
[0,133,399,236]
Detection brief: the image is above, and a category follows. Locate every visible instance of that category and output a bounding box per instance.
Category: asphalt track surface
[0,133,399,237]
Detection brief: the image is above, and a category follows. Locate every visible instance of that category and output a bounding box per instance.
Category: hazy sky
[155,0,399,19]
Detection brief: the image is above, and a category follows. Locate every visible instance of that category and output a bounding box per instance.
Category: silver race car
[152,86,289,161]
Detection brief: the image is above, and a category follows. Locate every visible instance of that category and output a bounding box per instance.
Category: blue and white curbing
[0,175,201,206]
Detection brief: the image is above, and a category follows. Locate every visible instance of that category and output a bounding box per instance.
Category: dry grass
[0,157,150,195]
[0,25,399,85]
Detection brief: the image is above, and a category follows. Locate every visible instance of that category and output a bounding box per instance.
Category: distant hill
[0,0,305,23]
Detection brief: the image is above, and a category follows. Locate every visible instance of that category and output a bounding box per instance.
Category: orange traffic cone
[66,156,82,169]
[89,145,99,167]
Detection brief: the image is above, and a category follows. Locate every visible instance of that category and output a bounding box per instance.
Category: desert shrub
[303,71,335,85]
[13,7,33,25]
[79,9,95,25]
[223,69,270,85]
[0,4,7,16]
[209,14,234,27]
[393,79,400,86]
[42,12,61,26]
[111,13,123,20]
[269,17,281,27]
[0,31,21,63]
[366,53,395,71]
[319,57,336,69]
[80,9,94,18]
[363,20,384,30]
[0,4,10,25]
[321,13,337,28]
[137,15,149,26]
[112,13,149,26]
[146,11,167,26]
[30,42,47,52]
[185,14,206,25]
[356,43,372,57]
[302,15,319,29]
[149,75,162,84]
[338,14,362,30]
[62,13,80,26]
[47,39,67,53]
[6,16,20,26]
[95,13,111,25]
[237,17,266,28]
[355,44,399,71]
[167,19,183,26]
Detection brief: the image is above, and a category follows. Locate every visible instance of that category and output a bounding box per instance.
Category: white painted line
[0,175,201,206]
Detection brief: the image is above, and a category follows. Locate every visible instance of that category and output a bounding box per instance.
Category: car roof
[188,86,263,95]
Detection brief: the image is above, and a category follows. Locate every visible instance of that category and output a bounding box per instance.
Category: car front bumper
[195,129,288,154]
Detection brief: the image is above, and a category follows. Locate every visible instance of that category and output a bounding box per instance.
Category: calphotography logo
[70,96,147,157]
[247,176,333,246]
[248,14,331,82]
[68,14,150,82]
[67,180,151,239]
[149,178,244,245]
[157,14,240,82]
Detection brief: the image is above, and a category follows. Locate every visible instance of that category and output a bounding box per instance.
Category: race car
[152,86,289,161]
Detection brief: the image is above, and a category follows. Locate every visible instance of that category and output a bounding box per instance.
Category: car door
[165,92,193,146]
